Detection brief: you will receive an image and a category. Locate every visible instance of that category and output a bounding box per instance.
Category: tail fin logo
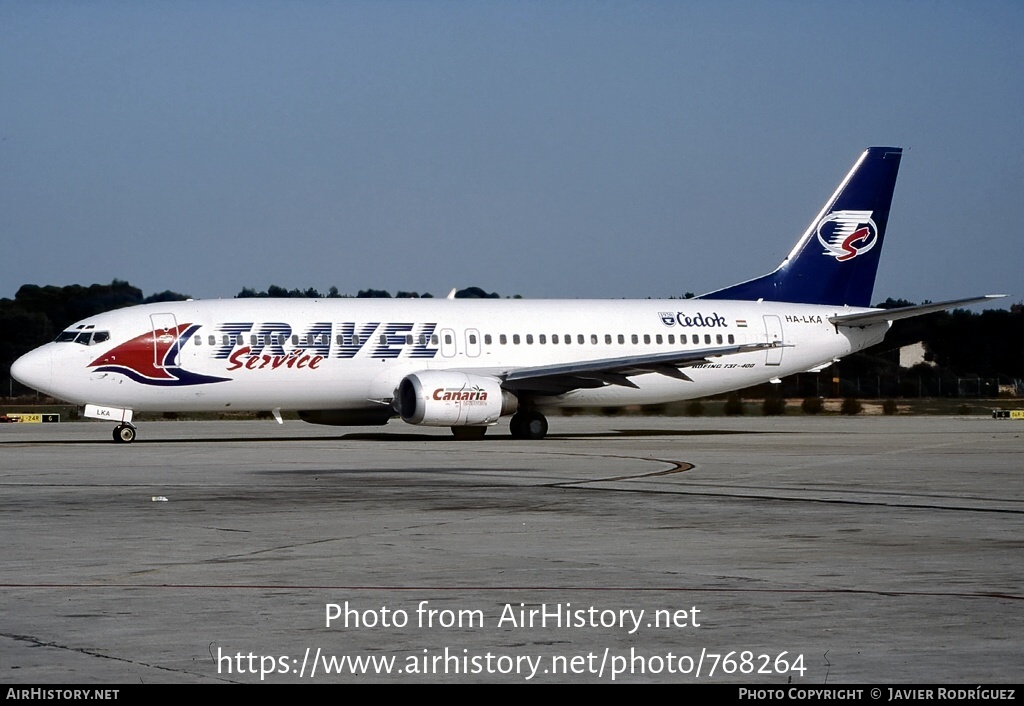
[816,210,878,262]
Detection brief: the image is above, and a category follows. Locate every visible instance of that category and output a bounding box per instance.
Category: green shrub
[762,396,787,416]
[882,399,898,415]
[802,397,824,415]
[841,397,862,415]
[686,400,705,417]
[724,394,745,416]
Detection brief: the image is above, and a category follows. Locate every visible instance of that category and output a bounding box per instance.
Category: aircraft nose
[11,346,53,394]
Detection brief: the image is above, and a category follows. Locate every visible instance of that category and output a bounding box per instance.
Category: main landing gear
[112,423,137,444]
[447,411,550,440]
[509,410,548,440]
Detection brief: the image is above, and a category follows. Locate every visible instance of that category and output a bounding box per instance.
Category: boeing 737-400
[10,147,1002,442]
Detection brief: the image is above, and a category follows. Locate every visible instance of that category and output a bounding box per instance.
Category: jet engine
[394,371,517,426]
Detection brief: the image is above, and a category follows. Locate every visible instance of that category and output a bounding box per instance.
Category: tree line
[2,281,1022,396]
[234,284,512,299]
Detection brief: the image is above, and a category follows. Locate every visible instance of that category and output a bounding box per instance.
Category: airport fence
[754,373,1019,400]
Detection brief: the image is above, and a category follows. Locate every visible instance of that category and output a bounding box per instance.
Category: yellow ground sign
[1,413,60,423]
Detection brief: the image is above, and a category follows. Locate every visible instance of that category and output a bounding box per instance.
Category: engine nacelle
[394,371,517,426]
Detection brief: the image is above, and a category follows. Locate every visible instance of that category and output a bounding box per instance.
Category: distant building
[898,341,934,369]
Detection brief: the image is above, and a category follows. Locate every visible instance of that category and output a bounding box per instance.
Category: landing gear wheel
[450,426,487,440]
[509,411,548,440]
[112,424,136,444]
[509,415,525,439]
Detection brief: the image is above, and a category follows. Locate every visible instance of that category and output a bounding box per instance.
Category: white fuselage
[16,297,888,416]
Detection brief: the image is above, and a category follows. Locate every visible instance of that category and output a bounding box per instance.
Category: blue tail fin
[700,146,903,307]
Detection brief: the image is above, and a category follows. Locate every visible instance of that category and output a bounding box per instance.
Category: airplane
[10,146,1003,443]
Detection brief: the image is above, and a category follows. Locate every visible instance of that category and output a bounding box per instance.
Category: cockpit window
[55,330,111,346]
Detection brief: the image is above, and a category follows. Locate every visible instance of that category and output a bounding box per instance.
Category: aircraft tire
[509,414,526,439]
[510,411,547,440]
[113,424,136,444]
[525,411,548,440]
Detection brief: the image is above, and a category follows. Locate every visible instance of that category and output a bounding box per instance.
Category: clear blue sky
[2,1,1021,305]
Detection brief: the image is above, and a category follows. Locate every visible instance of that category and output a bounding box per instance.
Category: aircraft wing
[829,295,1005,328]
[494,342,780,396]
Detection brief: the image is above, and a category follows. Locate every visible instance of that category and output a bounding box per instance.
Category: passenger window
[668,334,675,344]
[552,334,559,344]
[631,334,639,344]
[577,334,585,344]
[539,334,546,344]
[526,334,534,344]
[705,334,711,344]
[484,334,492,345]
[209,335,216,346]
[591,334,598,345]
[565,334,571,345]
[469,334,477,345]
[618,334,625,344]
[656,334,663,344]
[605,334,612,344]
[431,335,438,345]
[643,334,651,344]
[513,334,521,345]
[716,334,723,344]
[444,333,453,345]
[728,334,735,344]
[194,335,202,345]
[500,334,507,345]
[692,335,699,344]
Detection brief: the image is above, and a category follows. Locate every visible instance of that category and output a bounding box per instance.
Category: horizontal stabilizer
[829,295,1005,328]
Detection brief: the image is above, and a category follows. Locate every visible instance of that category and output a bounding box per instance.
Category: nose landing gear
[112,423,137,444]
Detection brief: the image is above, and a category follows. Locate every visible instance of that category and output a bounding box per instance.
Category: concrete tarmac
[1,415,1021,683]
